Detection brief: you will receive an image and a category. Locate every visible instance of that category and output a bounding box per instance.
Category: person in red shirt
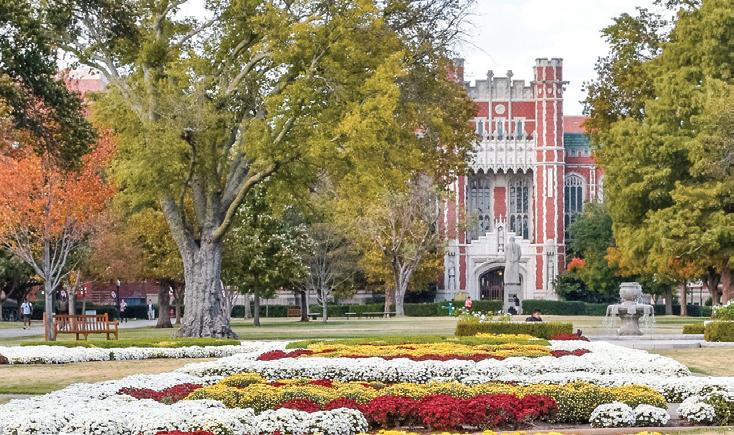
[464,296,473,312]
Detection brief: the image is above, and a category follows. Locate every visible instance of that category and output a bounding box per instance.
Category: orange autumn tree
[0,129,114,340]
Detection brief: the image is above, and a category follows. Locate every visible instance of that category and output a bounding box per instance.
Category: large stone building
[438,58,603,305]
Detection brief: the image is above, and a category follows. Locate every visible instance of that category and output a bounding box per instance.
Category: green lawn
[0,315,708,346]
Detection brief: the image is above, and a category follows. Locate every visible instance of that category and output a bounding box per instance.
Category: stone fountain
[605,282,655,336]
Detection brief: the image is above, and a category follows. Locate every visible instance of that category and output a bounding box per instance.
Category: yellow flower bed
[473,333,539,341]
[304,342,551,358]
[187,372,667,422]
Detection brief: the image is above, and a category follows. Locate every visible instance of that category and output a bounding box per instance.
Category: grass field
[0,314,707,346]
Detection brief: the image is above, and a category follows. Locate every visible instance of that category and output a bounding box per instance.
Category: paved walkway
[0,319,157,339]
[587,333,734,349]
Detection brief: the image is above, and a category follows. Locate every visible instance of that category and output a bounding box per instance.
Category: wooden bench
[344,312,358,319]
[53,314,119,340]
[286,307,302,318]
[363,311,396,318]
[308,312,323,321]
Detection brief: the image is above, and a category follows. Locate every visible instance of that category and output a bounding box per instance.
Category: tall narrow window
[496,119,504,140]
[515,119,524,139]
[467,173,492,242]
[564,174,585,240]
[508,176,530,239]
[476,119,484,136]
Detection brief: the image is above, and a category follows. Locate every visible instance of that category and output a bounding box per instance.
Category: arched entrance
[479,268,504,301]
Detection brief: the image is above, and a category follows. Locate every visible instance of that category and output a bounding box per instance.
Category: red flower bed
[550,349,590,357]
[118,383,201,404]
[276,399,321,412]
[417,394,465,430]
[155,432,215,435]
[552,333,590,341]
[266,392,557,430]
[257,349,314,361]
[324,397,361,410]
[361,395,419,428]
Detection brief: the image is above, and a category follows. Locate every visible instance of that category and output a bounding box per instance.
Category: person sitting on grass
[525,309,543,322]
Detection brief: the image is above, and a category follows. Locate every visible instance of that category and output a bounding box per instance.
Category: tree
[565,203,622,303]
[0,251,36,320]
[584,0,734,311]
[222,187,312,327]
[348,176,443,316]
[0,132,114,340]
[298,222,359,322]
[51,0,474,337]
[0,2,95,167]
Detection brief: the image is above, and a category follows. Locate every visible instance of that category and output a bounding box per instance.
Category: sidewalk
[587,333,734,349]
[0,319,157,339]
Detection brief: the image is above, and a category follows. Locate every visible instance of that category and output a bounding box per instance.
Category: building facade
[438,58,603,304]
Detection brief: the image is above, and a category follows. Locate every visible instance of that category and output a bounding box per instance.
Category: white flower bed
[633,404,670,426]
[589,402,636,428]
[0,376,367,435]
[179,341,690,381]
[0,340,288,364]
[678,396,718,424]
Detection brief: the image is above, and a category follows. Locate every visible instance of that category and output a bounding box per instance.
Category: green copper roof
[564,132,590,148]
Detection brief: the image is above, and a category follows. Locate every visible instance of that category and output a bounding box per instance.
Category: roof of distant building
[563,116,587,134]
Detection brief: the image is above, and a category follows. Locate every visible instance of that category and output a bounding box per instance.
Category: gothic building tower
[439,58,603,304]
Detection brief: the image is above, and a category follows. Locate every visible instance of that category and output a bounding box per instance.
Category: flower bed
[181,341,689,381]
[185,372,664,423]
[0,340,288,364]
[259,341,582,362]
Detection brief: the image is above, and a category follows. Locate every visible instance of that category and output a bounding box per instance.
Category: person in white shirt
[147,299,155,320]
[20,299,32,329]
[119,299,128,323]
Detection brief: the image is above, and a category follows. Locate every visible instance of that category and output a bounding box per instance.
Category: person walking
[464,296,473,312]
[119,299,128,323]
[147,299,155,320]
[20,299,33,329]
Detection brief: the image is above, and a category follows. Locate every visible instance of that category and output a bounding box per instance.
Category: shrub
[520,394,559,422]
[682,324,705,334]
[633,404,669,426]
[678,396,718,425]
[0,354,8,364]
[712,302,734,320]
[522,299,608,316]
[704,392,733,425]
[462,394,521,428]
[361,395,418,428]
[589,402,635,428]
[455,321,573,339]
[416,394,465,430]
[704,321,734,342]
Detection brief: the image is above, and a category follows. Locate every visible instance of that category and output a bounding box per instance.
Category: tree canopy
[584,0,734,305]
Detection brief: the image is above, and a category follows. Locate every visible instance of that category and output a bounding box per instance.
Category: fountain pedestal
[617,305,644,336]
[606,282,654,336]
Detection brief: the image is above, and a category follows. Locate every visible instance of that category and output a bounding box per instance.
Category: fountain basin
[606,282,655,336]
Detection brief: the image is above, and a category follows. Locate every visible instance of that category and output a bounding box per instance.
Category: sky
[173,0,662,115]
[458,0,660,115]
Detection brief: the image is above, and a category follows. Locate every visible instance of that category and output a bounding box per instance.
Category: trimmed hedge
[653,304,712,317]
[20,337,240,348]
[682,324,705,334]
[455,321,573,339]
[704,321,734,342]
[521,300,608,316]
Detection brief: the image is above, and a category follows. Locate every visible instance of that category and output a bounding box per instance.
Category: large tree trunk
[384,287,394,315]
[253,294,261,327]
[175,239,235,338]
[664,287,673,315]
[299,291,309,322]
[156,282,172,328]
[174,287,183,325]
[395,281,408,316]
[707,267,721,306]
[680,283,688,317]
[68,291,76,315]
[721,267,732,304]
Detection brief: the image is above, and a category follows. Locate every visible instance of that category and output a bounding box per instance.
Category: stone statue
[504,235,521,285]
